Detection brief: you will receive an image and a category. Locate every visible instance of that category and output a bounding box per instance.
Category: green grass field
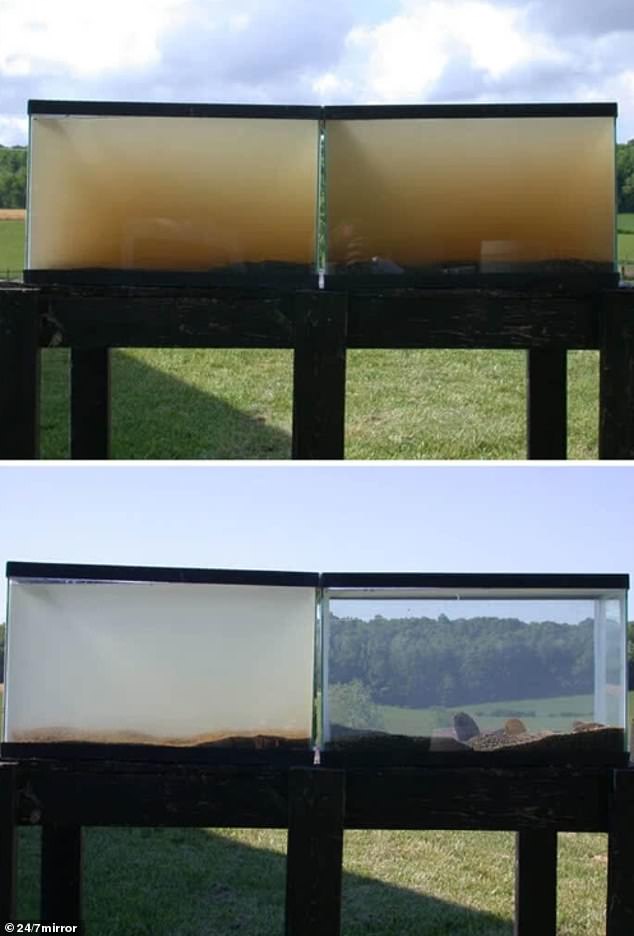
[11,825,611,935]
[618,212,634,261]
[0,218,24,275]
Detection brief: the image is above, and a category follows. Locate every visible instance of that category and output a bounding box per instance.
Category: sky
[0,0,633,144]
[0,462,632,616]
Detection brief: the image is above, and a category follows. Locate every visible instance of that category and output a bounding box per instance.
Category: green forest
[328,614,629,708]
[2,139,634,209]
[0,145,26,208]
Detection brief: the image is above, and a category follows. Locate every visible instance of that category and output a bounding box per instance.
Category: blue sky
[1,462,632,616]
[0,0,633,143]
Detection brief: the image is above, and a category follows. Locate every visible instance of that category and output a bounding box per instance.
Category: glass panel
[27,115,319,277]
[4,579,315,750]
[326,117,616,278]
[322,588,627,762]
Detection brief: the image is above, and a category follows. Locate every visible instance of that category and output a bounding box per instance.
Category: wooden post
[0,290,40,458]
[526,350,567,459]
[292,292,347,459]
[286,767,345,936]
[514,831,557,936]
[599,292,634,459]
[0,763,17,922]
[41,824,83,924]
[606,769,634,936]
[71,348,111,459]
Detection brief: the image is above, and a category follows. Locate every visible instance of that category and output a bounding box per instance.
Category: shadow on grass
[40,348,292,459]
[17,826,512,936]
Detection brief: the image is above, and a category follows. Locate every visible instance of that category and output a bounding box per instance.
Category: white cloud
[0,0,189,77]
[347,1,564,101]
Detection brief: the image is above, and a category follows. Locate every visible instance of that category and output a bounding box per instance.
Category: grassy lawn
[618,213,634,261]
[0,217,625,458]
[37,345,601,460]
[0,218,24,274]
[15,825,610,935]
[376,690,634,736]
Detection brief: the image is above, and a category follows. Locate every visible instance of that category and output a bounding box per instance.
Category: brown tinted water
[326,116,615,273]
[28,116,318,271]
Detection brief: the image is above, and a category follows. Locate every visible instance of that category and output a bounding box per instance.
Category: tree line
[328,614,628,708]
[0,146,26,208]
[1,140,634,210]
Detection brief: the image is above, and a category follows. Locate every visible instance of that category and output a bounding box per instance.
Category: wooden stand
[1,759,632,934]
[1,284,633,459]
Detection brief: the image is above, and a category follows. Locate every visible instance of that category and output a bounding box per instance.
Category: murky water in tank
[27,116,319,273]
[326,117,615,275]
[4,581,316,747]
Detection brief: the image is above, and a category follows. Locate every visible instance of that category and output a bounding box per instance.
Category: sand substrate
[10,727,309,750]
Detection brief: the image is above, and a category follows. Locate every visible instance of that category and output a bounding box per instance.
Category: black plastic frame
[0,742,314,766]
[22,269,319,289]
[9,566,628,590]
[320,572,629,590]
[28,100,617,120]
[28,100,321,119]
[321,747,630,769]
[324,102,617,120]
[6,561,319,588]
[322,271,620,290]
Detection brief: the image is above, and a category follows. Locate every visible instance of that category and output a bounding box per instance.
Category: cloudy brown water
[326,116,615,272]
[27,115,318,272]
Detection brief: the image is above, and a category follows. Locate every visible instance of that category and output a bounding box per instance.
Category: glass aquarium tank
[24,101,321,287]
[3,562,318,763]
[324,103,618,287]
[318,573,629,765]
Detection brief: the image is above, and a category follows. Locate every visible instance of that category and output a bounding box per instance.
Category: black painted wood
[292,292,347,459]
[38,289,294,349]
[527,350,567,459]
[347,291,599,349]
[0,289,39,458]
[286,767,345,936]
[0,763,17,921]
[71,348,110,458]
[599,290,634,459]
[15,762,610,832]
[3,284,634,460]
[514,831,557,936]
[343,766,609,831]
[17,762,291,828]
[606,769,634,936]
[40,824,83,923]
